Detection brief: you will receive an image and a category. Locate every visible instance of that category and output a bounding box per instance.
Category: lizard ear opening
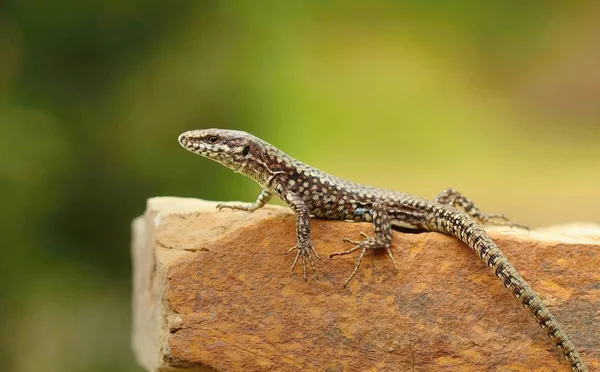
[242,145,250,156]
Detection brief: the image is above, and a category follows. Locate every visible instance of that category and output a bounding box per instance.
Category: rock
[132,197,599,372]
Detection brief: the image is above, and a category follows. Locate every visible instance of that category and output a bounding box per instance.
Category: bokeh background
[1,2,599,371]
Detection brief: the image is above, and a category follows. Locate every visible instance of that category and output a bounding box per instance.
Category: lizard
[178,128,588,371]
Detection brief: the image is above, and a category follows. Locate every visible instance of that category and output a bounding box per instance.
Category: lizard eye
[242,145,250,156]
[208,136,219,143]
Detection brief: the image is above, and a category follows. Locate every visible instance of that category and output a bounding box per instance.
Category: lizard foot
[216,203,254,212]
[329,232,397,287]
[288,242,320,281]
[481,213,529,230]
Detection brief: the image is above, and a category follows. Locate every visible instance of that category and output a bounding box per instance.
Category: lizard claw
[289,242,319,280]
[341,231,370,246]
[331,232,397,287]
[482,213,529,230]
[289,242,320,259]
[216,203,254,212]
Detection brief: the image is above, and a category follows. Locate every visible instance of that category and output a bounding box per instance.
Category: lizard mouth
[177,132,190,146]
[178,131,227,163]
[178,131,205,154]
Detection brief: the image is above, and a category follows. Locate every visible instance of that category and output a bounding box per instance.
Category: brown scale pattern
[178,128,588,371]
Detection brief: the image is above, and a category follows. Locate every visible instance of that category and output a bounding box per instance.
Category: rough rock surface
[132,197,599,372]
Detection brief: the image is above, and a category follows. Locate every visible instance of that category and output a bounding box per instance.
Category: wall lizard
[178,128,587,371]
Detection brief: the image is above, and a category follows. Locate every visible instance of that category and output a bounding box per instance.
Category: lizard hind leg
[329,202,396,287]
[434,188,528,229]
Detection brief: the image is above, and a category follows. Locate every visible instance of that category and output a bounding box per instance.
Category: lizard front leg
[284,192,320,280]
[329,201,397,286]
[434,188,526,229]
[217,189,272,212]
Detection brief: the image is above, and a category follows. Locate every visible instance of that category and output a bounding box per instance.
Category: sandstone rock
[132,197,599,372]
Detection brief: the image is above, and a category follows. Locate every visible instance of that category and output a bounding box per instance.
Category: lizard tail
[430,209,588,372]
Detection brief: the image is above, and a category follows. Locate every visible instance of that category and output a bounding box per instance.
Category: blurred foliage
[1,1,599,371]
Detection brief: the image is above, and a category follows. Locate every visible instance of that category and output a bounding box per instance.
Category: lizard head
[178,128,264,174]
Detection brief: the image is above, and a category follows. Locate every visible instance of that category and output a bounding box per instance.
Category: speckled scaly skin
[178,128,587,371]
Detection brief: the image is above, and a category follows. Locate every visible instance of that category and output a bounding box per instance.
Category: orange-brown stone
[132,197,599,372]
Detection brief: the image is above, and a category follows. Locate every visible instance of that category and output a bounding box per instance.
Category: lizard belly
[391,219,423,231]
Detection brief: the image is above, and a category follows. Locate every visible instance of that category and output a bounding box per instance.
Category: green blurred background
[1,2,599,371]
